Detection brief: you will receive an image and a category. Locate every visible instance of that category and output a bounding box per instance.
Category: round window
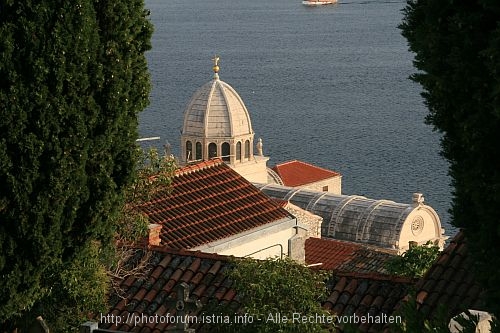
[411,216,424,235]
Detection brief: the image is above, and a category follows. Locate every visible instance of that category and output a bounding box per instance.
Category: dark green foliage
[115,148,176,243]
[385,242,440,278]
[35,241,110,331]
[206,257,332,333]
[400,0,500,316]
[390,292,454,333]
[0,0,153,329]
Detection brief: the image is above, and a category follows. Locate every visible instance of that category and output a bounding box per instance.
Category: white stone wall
[283,203,322,238]
[194,217,298,260]
[231,156,270,184]
[299,176,342,195]
[216,227,296,259]
[398,207,447,253]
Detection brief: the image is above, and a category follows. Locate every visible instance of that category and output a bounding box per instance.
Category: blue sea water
[141,0,455,235]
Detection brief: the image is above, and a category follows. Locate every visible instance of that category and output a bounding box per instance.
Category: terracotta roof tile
[410,230,487,320]
[141,159,292,249]
[101,248,236,332]
[305,237,396,274]
[272,160,341,187]
[360,294,374,307]
[101,247,413,333]
[325,273,413,332]
[272,198,288,207]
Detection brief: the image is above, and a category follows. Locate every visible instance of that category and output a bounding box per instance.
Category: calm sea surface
[141,0,455,235]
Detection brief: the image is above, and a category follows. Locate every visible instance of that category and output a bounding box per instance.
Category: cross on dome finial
[212,55,220,79]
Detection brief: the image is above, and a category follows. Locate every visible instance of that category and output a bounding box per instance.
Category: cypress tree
[0,0,153,328]
[400,0,500,315]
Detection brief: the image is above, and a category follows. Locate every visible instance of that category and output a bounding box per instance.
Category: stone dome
[179,57,270,184]
[182,76,253,139]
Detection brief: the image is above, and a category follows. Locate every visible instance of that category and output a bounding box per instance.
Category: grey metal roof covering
[256,184,415,249]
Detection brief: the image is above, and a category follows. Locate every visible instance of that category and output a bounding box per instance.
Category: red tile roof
[102,247,236,333]
[271,198,288,208]
[306,238,396,274]
[141,159,292,249]
[101,247,413,333]
[272,160,340,187]
[325,272,413,333]
[413,230,486,319]
[306,238,361,269]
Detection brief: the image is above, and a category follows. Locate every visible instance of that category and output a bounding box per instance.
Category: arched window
[195,142,202,160]
[208,143,217,159]
[221,142,230,162]
[245,140,250,159]
[186,141,192,161]
[236,142,242,162]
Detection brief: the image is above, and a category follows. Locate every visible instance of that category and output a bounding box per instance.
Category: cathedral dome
[182,75,253,139]
[180,57,269,184]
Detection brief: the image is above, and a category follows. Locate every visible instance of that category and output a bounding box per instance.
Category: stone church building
[180,56,270,184]
[177,56,447,253]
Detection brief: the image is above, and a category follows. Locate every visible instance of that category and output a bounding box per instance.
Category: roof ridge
[306,237,361,250]
[148,245,234,262]
[176,158,224,177]
[298,160,340,175]
[333,270,415,283]
[272,160,340,187]
[274,159,299,167]
[275,159,339,175]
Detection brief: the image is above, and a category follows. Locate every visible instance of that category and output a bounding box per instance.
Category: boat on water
[302,0,337,5]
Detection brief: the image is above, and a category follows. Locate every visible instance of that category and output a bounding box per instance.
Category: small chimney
[147,224,162,246]
[288,226,307,264]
